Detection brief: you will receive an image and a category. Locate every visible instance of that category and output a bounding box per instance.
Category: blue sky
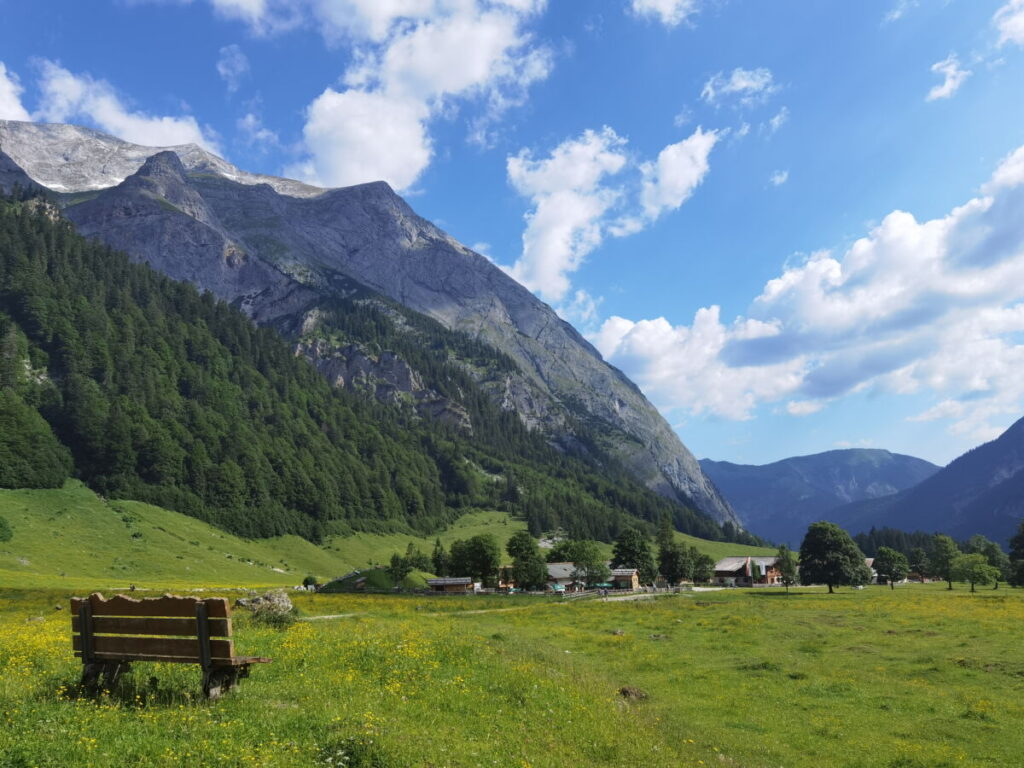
[2,0,1023,466]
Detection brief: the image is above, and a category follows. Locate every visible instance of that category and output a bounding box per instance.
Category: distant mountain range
[828,416,1024,546]
[700,450,940,545]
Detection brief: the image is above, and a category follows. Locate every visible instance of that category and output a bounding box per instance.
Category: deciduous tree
[874,546,909,590]
[776,544,798,593]
[951,553,1000,593]
[798,521,871,593]
[928,534,961,590]
[611,527,657,584]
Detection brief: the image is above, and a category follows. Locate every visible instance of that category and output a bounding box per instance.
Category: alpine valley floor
[1,584,1022,767]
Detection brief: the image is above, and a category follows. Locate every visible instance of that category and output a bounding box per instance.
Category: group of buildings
[426,562,642,594]
[427,555,884,593]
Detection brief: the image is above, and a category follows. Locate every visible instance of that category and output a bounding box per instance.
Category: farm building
[426,577,476,593]
[712,556,782,587]
[546,562,585,592]
[610,568,640,590]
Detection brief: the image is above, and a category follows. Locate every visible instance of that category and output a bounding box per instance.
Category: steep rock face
[701,449,939,545]
[296,336,472,433]
[830,418,1024,545]
[7,121,740,527]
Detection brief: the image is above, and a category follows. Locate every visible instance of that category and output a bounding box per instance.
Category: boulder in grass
[234,589,294,614]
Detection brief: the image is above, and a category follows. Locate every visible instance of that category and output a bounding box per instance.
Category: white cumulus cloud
[702,67,777,107]
[504,126,628,302]
[288,1,551,190]
[639,127,718,220]
[504,125,718,303]
[770,170,789,186]
[994,0,1024,47]
[926,54,971,101]
[629,0,700,27]
[33,60,220,152]
[0,62,30,121]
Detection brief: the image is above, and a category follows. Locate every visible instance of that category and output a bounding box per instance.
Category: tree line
[789,521,1024,593]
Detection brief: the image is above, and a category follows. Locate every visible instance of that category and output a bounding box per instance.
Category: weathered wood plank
[74,652,269,665]
[70,593,230,619]
[71,616,231,637]
[73,634,234,660]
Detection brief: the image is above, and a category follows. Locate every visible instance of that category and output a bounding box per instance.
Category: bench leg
[202,666,239,700]
[81,663,103,693]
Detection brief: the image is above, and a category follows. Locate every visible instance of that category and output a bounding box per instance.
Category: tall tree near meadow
[798,521,871,593]
[963,534,1010,589]
[692,551,716,584]
[431,538,449,577]
[776,544,798,593]
[873,547,909,590]
[569,540,610,587]
[909,547,930,580]
[657,541,692,586]
[611,527,657,584]
[929,534,961,590]
[951,554,1000,593]
[449,534,501,586]
[505,530,548,590]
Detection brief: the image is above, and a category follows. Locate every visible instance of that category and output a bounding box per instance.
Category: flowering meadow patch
[1,586,1023,766]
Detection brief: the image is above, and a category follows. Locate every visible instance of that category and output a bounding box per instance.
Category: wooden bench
[71,592,271,699]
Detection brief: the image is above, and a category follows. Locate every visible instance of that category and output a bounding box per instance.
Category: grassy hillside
[0,485,771,590]
[1,585,1021,766]
[0,482,349,589]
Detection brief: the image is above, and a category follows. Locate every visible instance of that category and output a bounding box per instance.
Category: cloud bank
[594,144,1024,443]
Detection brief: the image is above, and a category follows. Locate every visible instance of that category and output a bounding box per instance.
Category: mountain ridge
[0,120,740,529]
[828,418,1024,545]
[700,448,940,545]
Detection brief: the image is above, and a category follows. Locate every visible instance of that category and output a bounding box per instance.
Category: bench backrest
[71,593,234,664]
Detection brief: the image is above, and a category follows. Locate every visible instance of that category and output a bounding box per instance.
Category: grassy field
[1,584,1021,767]
[0,483,774,590]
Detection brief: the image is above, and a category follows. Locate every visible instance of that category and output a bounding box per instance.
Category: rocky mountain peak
[5,121,743,530]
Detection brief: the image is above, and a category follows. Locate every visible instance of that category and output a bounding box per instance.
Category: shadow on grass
[45,671,204,708]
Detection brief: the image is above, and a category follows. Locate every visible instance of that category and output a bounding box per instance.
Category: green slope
[0,484,769,589]
[0,482,349,589]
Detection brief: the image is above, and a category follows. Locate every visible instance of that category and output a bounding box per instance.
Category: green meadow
[1,585,1022,767]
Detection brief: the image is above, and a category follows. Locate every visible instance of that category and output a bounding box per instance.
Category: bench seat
[71,592,271,698]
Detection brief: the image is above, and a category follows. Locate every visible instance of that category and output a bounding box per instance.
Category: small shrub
[0,516,12,542]
[302,574,320,588]
[249,605,298,629]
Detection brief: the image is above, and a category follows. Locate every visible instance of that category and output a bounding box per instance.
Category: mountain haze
[0,119,739,528]
[700,449,939,545]
[829,417,1024,545]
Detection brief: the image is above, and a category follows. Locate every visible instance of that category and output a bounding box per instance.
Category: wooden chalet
[712,556,782,587]
[610,568,640,590]
[426,577,476,593]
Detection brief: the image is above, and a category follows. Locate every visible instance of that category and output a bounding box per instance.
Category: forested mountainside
[700,449,939,545]
[0,119,739,528]
[829,417,1024,546]
[0,195,761,545]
